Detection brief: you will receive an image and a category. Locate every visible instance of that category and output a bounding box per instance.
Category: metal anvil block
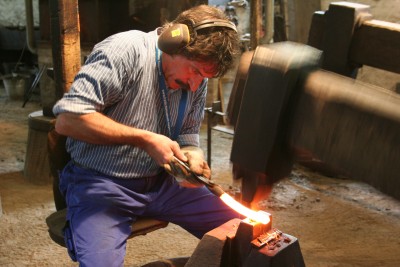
[185,215,304,267]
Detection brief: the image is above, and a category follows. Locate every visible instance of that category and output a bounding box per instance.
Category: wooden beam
[319,2,372,77]
[250,0,262,50]
[49,0,81,115]
[350,20,400,74]
[308,2,400,76]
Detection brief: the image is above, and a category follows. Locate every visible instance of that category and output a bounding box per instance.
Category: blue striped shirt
[53,29,207,179]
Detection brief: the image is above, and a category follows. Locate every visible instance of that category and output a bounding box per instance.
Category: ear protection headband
[158,19,237,55]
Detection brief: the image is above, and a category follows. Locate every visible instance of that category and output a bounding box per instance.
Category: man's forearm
[55,112,149,146]
[55,112,187,165]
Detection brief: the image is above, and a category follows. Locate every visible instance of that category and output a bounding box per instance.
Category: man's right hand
[163,157,204,188]
[140,132,187,166]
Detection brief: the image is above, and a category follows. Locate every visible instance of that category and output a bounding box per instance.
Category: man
[53,5,241,266]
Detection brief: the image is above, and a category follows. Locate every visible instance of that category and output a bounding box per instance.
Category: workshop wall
[0,0,39,28]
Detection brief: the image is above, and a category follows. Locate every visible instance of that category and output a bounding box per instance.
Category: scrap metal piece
[244,232,304,267]
[252,228,283,248]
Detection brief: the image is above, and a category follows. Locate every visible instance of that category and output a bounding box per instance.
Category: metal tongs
[172,156,225,196]
[172,156,215,186]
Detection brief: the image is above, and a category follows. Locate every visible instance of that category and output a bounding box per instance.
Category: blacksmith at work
[52,4,241,266]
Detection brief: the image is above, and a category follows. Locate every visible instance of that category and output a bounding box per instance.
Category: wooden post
[24,111,55,185]
[49,0,81,110]
[24,0,81,184]
[319,2,372,77]
[250,0,262,50]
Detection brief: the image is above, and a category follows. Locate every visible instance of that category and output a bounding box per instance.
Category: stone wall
[0,0,39,28]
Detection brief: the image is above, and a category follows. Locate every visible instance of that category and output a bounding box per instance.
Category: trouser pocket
[63,221,78,262]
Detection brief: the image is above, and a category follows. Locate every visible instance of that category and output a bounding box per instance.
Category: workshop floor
[0,85,400,267]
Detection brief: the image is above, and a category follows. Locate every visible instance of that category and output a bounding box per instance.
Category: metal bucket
[2,77,26,100]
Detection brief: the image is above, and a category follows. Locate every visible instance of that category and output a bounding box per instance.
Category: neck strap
[156,47,188,140]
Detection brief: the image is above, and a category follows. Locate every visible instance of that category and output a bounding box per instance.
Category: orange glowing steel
[220,193,270,224]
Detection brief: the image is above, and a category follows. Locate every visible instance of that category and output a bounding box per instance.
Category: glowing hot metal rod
[172,157,271,225]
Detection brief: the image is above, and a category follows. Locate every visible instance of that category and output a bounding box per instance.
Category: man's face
[162,54,216,92]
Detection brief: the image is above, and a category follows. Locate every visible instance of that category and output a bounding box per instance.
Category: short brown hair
[162,5,240,77]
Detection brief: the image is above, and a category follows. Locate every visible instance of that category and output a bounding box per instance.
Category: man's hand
[140,132,187,166]
[182,147,211,179]
[164,146,211,188]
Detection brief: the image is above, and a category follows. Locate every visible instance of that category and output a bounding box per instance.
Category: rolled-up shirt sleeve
[53,46,130,116]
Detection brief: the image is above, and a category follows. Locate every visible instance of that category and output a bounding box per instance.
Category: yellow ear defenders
[158,19,237,55]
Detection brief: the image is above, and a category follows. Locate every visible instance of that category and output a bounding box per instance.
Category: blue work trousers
[59,162,240,267]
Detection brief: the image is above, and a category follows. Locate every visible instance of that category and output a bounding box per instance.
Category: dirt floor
[0,81,400,267]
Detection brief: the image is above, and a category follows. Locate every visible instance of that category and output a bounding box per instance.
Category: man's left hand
[183,150,211,179]
[164,146,210,187]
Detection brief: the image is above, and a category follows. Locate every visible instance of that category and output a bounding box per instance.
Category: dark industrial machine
[230,2,400,204]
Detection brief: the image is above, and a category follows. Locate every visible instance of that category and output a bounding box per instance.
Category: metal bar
[22,64,47,107]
